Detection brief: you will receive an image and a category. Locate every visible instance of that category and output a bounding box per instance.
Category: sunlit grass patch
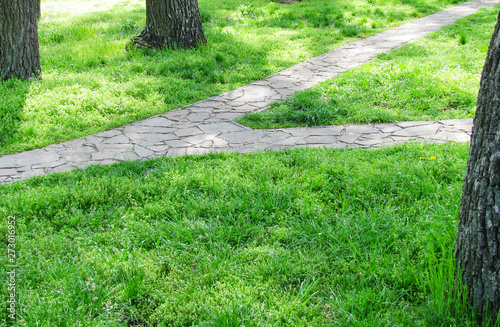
[237,5,498,129]
[0,142,484,325]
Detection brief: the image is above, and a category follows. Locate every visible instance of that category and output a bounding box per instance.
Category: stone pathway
[1,0,498,183]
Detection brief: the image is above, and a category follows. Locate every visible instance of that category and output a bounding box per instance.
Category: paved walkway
[1,0,499,183]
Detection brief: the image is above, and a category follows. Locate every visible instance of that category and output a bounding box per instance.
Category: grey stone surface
[182,134,219,146]
[338,133,362,144]
[1,0,493,183]
[198,122,247,134]
[134,144,155,158]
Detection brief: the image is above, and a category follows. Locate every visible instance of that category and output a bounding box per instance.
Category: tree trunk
[132,0,206,50]
[455,12,500,323]
[0,0,41,81]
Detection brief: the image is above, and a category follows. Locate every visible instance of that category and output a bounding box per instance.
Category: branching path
[1,0,499,183]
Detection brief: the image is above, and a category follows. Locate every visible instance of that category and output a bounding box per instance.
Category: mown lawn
[237,5,498,129]
[0,143,491,326]
[0,0,468,155]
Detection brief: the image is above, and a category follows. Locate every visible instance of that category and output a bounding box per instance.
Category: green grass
[237,5,498,129]
[0,0,469,155]
[1,142,496,326]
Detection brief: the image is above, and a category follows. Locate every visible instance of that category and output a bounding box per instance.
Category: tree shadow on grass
[0,79,31,155]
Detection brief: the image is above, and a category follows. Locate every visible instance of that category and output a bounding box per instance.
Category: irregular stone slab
[102,134,130,144]
[167,148,188,156]
[19,169,46,180]
[213,112,245,121]
[95,129,122,138]
[338,133,361,144]
[127,133,178,146]
[306,136,338,144]
[0,149,60,169]
[44,144,67,152]
[95,143,133,154]
[190,99,227,108]
[212,137,230,148]
[85,135,105,145]
[275,88,296,97]
[147,145,170,153]
[297,143,347,149]
[198,122,247,134]
[16,165,34,172]
[431,131,471,143]
[185,112,211,122]
[392,123,442,138]
[438,119,473,132]
[162,110,191,122]
[164,140,191,148]
[189,107,217,114]
[359,132,391,140]
[62,153,92,163]
[275,136,306,146]
[354,138,384,147]
[60,144,96,155]
[134,144,155,158]
[220,89,245,101]
[115,152,140,161]
[174,126,203,138]
[220,130,269,145]
[344,125,380,134]
[182,134,219,146]
[396,121,434,128]
[138,116,177,127]
[124,125,177,134]
[0,169,19,176]
[390,135,423,143]
[373,123,403,133]
[91,152,116,161]
[32,160,67,169]
[286,126,345,137]
[258,131,294,144]
[229,85,280,106]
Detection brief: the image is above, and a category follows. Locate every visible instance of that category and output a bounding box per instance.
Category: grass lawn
[237,5,499,129]
[0,142,492,326]
[0,0,469,155]
[1,1,495,325]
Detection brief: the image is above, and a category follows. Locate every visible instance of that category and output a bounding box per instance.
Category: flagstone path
[1,0,499,183]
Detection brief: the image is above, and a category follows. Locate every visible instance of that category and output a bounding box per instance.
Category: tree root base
[128,36,163,50]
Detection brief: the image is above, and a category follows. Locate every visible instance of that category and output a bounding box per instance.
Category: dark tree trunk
[455,12,500,323]
[132,0,206,50]
[0,0,41,81]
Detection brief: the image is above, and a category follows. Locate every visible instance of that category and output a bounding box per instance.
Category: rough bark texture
[133,0,206,50]
[456,12,500,322]
[0,0,41,80]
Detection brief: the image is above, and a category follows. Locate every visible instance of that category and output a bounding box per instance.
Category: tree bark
[132,0,206,50]
[455,12,500,323]
[0,0,41,81]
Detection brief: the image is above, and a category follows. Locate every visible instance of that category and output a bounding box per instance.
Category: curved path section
[1,0,498,183]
